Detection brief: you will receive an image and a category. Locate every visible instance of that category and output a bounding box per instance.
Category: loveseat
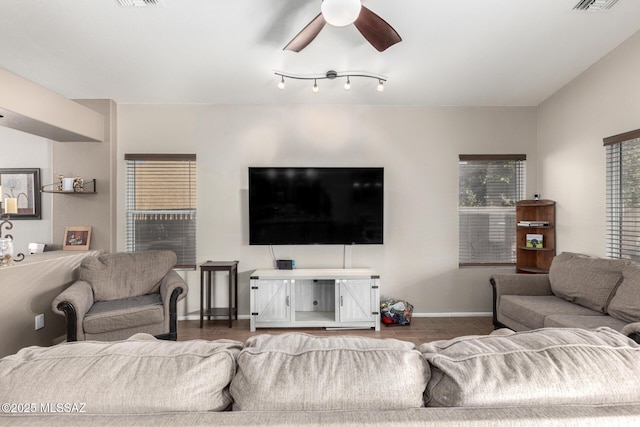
[2,328,640,426]
[491,252,640,342]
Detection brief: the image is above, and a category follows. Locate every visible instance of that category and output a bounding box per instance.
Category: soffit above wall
[0,67,104,142]
[0,107,102,142]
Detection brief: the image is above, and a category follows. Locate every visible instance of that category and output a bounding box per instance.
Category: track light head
[277,75,285,90]
[344,76,351,90]
[312,79,319,93]
[377,79,384,92]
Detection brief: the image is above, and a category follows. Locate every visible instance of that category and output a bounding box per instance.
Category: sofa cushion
[608,262,640,323]
[549,252,626,313]
[420,327,640,407]
[230,333,429,411]
[80,250,177,301]
[83,294,164,334]
[0,334,242,413]
[544,314,626,331]
[500,295,601,329]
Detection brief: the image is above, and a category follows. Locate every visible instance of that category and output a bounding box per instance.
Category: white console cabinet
[250,269,380,332]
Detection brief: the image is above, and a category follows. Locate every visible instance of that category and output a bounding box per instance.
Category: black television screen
[249,167,383,245]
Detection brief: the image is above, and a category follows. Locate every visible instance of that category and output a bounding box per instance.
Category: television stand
[249,268,381,332]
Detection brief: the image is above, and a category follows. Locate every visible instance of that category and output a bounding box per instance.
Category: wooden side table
[200,260,239,328]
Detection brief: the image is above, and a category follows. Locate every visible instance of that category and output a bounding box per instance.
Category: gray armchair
[53,250,188,341]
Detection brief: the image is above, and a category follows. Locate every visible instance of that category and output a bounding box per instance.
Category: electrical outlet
[35,314,45,330]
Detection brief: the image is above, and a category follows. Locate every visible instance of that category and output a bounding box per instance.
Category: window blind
[605,130,640,260]
[458,155,526,266]
[125,154,196,269]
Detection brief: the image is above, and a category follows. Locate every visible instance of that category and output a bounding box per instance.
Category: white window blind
[605,129,640,261]
[125,154,196,269]
[459,155,526,266]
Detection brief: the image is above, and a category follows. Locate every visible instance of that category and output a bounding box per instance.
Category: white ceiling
[1,0,640,107]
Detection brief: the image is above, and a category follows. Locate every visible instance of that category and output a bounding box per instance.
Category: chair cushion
[420,327,640,407]
[230,333,429,411]
[0,335,242,413]
[80,250,177,301]
[499,295,601,330]
[608,262,640,323]
[83,294,164,334]
[549,252,627,313]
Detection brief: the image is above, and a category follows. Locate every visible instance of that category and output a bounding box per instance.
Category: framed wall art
[0,168,41,219]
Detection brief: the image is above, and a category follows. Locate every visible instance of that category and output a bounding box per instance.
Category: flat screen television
[249,167,383,245]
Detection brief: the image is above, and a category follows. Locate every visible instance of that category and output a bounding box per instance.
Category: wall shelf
[41,179,96,194]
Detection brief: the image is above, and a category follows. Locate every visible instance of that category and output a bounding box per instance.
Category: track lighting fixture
[274,70,387,93]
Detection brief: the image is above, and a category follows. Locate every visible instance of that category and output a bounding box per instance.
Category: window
[605,129,640,261]
[125,154,196,269]
[458,154,526,266]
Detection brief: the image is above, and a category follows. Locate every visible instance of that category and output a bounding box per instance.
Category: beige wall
[117,105,538,317]
[0,125,53,253]
[52,99,117,252]
[537,31,640,257]
[0,251,99,358]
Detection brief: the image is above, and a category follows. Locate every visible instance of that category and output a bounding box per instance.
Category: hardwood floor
[178,316,494,347]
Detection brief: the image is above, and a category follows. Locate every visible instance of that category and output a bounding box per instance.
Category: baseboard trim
[178,312,492,321]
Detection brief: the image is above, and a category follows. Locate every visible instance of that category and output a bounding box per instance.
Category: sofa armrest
[489,274,553,329]
[159,270,188,340]
[160,270,188,303]
[621,323,640,344]
[52,280,94,341]
[490,273,553,297]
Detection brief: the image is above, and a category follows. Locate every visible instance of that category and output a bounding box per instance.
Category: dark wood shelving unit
[516,199,556,274]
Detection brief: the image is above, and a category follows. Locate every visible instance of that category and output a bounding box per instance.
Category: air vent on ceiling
[117,0,163,7]
[573,0,619,11]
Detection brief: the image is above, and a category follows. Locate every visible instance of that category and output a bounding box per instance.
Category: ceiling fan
[284,0,402,52]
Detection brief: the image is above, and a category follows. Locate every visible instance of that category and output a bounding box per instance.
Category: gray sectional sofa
[491,252,640,342]
[2,328,640,425]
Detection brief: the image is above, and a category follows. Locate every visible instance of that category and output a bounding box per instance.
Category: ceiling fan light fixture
[321,0,362,27]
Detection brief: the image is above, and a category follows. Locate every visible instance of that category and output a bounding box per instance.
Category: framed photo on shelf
[0,168,41,219]
[63,226,92,251]
[526,233,544,249]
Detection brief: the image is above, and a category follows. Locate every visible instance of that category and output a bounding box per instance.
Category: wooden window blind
[458,154,526,266]
[125,154,196,269]
[605,129,640,260]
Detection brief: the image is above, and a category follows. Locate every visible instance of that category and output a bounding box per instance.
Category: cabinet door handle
[286,296,290,306]
[340,296,343,307]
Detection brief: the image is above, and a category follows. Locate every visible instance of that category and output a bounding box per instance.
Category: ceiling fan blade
[284,13,327,52]
[353,6,402,52]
